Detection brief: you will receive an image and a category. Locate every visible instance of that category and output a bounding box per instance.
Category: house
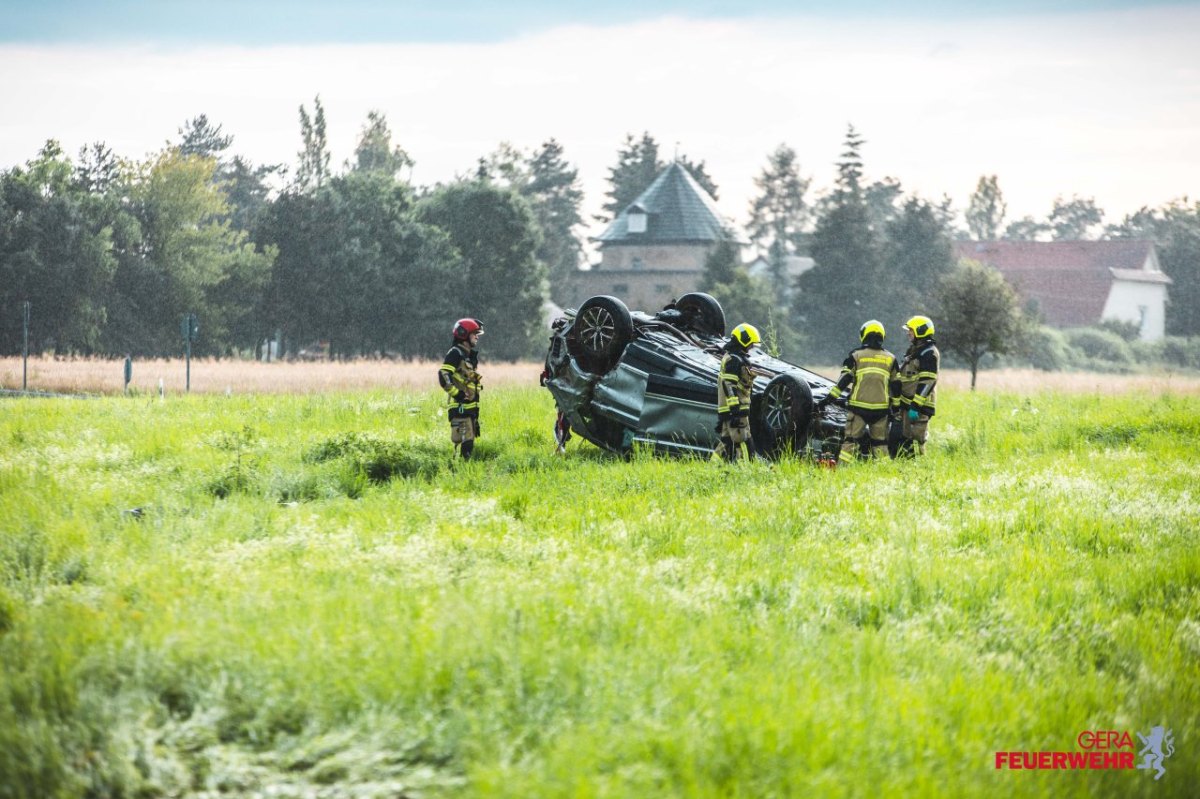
[952,240,1172,341]
[572,162,743,310]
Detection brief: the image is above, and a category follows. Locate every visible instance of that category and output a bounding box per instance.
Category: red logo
[995,730,1135,771]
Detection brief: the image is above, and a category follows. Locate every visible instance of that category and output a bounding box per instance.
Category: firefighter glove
[907,408,919,421]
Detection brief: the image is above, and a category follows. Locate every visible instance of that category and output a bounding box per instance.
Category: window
[631,256,644,270]
[1138,305,1148,334]
[627,211,647,233]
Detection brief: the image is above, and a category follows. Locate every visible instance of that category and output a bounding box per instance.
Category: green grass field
[1,386,1197,797]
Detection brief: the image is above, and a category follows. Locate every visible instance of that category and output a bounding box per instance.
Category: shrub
[1065,327,1134,365]
[1023,326,1080,371]
[1096,318,1141,339]
[1153,336,1200,370]
[305,432,447,481]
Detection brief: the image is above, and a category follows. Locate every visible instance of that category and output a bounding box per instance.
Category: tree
[259,172,459,359]
[351,110,413,178]
[966,175,1006,240]
[882,197,956,319]
[747,144,811,294]
[0,141,117,354]
[417,181,546,360]
[173,115,281,234]
[793,124,884,361]
[699,238,742,293]
[699,239,794,353]
[599,133,716,221]
[74,142,124,194]
[477,141,529,189]
[934,260,1023,389]
[121,150,274,354]
[221,155,280,233]
[677,155,719,200]
[523,139,584,303]
[600,132,662,221]
[472,140,584,304]
[1003,216,1050,241]
[1049,195,1104,240]
[176,114,233,159]
[295,96,331,193]
[864,177,904,234]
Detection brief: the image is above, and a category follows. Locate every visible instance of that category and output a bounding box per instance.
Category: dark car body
[542,293,846,459]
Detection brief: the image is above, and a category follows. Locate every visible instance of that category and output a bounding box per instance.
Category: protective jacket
[829,344,898,418]
[717,349,754,421]
[439,343,481,419]
[897,339,939,416]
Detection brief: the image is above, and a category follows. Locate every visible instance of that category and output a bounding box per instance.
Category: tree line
[702,125,1200,365]
[2,106,1198,361]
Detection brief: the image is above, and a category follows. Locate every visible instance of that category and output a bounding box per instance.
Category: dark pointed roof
[594,162,741,245]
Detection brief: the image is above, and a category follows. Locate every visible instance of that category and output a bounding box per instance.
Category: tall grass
[3,355,1199,396]
[1,386,1197,797]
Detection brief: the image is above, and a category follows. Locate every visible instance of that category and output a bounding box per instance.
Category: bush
[1065,328,1134,365]
[1152,336,1200,370]
[1023,326,1080,371]
[305,432,448,481]
[1096,318,1142,339]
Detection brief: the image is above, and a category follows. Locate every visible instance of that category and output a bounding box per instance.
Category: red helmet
[452,318,484,341]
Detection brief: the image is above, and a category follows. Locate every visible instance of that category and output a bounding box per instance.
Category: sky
[2,1,1198,247]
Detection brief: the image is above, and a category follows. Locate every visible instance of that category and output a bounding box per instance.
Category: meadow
[1,381,1197,797]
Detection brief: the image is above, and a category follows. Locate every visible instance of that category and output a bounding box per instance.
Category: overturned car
[541,293,846,459]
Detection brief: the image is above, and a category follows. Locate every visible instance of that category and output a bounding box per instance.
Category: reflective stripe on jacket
[439,344,481,411]
[829,346,898,412]
[898,341,939,415]
[717,352,753,417]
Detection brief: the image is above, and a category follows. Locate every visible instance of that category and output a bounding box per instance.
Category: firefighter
[716,323,761,462]
[438,318,484,459]
[818,319,898,464]
[896,315,940,456]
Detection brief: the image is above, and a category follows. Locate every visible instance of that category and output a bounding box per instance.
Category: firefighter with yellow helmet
[895,315,940,456]
[438,318,484,459]
[715,322,761,462]
[818,319,898,464]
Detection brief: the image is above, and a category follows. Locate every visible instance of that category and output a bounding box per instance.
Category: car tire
[574,295,633,373]
[754,373,813,458]
[674,292,726,336]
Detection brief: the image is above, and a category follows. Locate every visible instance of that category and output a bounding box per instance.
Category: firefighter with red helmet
[818,319,898,464]
[439,318,484,459]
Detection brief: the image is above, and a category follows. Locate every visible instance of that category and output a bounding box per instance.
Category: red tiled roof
[952,240,1157,328]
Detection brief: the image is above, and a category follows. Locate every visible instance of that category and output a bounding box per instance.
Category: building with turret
[571,162,743,309]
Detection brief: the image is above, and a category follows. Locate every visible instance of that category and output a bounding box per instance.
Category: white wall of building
[1102,280,1169,340]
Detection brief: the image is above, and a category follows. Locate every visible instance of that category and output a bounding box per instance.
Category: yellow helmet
[731,323,761,349]
[905,315,935,339]
[859,319,885,343]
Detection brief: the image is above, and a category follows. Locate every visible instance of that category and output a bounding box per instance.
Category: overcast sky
[2,1,1198,243]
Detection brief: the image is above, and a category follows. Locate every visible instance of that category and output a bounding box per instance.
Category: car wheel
[754,373,813,458]
[574,295,633,373]
[674,292,726,336]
